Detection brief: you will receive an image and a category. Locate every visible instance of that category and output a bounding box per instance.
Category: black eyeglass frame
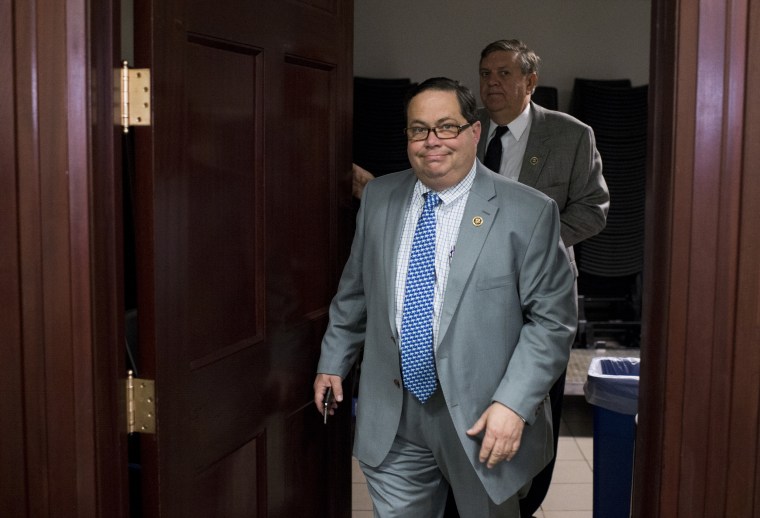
[403,122,474,141]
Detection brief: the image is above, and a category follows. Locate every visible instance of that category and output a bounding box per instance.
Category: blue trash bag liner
[584,357,640,415]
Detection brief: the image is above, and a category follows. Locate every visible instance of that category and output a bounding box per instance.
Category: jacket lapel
[384,172,416,336]
[437,166,498,346]
[476,109,490,162]
[518,102,550,188]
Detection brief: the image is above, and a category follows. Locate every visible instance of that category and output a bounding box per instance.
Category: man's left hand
[466,402,525,468]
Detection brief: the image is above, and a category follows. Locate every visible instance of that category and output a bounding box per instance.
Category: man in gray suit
[478,39,608,517]
[477,39,608,263]
[315,77,577,517]
[352,42,608,514]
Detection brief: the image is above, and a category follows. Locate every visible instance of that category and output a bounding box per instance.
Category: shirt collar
[489,102,532,142]
[414,161,477,205]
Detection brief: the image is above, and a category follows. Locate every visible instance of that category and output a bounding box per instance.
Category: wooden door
[130,0,353,516]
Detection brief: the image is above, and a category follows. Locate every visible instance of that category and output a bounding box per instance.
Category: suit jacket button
[393,379,401,388]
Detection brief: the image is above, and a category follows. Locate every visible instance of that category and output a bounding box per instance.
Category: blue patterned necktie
[400,191,441,403]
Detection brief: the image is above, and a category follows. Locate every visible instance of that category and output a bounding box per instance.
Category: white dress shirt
[486,103,533,180]
[394,163,476,351]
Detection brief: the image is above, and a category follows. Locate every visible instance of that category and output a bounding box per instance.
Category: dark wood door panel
[191,432,267,517]
[275,59,335,319]
[133,0,353,515]
[184,37,264,367]
[182,0,345,65]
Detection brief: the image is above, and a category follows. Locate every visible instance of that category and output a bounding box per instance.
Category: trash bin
[584,356,640,518]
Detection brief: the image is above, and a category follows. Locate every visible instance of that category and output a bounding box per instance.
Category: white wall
[354,0,651,112]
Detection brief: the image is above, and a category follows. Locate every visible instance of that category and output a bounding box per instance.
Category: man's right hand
[313,373,343,417]
[352,163,375,199]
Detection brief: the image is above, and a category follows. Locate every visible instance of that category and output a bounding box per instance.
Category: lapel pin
[530,156,539,165]
[472,216,484,227]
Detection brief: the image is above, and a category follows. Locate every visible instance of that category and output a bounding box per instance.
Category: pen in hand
[323,387,332,425]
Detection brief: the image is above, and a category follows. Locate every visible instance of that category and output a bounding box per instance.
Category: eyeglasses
[404,123,473,142]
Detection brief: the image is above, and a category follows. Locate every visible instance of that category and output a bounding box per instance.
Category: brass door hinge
[126,370,156,434]
[120,61,151,133]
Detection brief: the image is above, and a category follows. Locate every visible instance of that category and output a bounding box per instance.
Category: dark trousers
[443,370,567,518]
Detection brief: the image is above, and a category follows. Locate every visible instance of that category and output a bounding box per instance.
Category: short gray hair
[480,39,541,76]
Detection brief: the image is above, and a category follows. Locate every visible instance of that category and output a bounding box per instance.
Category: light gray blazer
[477,102,609,256]
[317,162,577,503]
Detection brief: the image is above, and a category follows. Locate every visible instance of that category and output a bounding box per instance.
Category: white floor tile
[542,511,592,518]
[550,459,593,484]
[351,482,373,511]
[352,457,366,483]
[556,436,585,460]
[575,436,594,468]
[542,482,593,511]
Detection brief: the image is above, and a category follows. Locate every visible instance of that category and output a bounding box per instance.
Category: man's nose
[424,130,442,144]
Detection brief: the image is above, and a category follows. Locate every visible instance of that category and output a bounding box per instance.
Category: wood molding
[635,0,758,515]
[0,0,127,515]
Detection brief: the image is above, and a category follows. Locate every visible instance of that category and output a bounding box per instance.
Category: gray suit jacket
[317,163,577,503]
[477,102,609,255]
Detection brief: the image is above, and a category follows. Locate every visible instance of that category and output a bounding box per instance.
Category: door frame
[3,0,759,516]
[633,0,759,515]
[0,0,127,516]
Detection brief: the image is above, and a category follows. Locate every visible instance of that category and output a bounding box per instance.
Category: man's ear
[471,120,482,144]
[527,72,538,95]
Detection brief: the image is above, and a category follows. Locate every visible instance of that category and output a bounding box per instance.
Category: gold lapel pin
[472,216,484,227]
[529,156,539,166]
